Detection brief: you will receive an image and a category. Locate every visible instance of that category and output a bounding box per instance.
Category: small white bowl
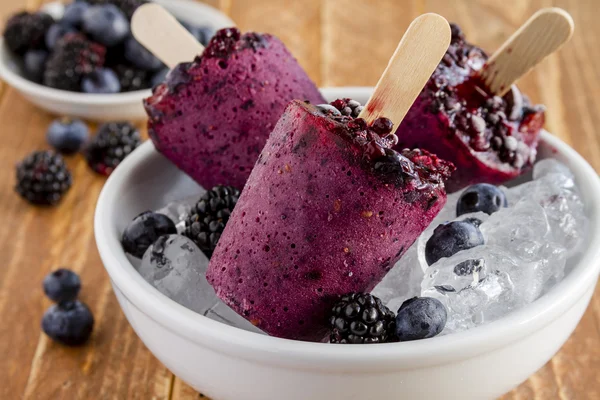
[0,0,234,121]
[95,87,600,400]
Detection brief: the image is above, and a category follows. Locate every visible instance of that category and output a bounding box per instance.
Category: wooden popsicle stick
[131,3,205,68]
[480,8,574,96]
[359,14,451,132]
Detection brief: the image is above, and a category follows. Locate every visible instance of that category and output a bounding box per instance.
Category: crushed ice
[373,159,587,334]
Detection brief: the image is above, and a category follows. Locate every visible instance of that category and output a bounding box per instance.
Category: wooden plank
[0,0,596,399]
[228,0,322,85]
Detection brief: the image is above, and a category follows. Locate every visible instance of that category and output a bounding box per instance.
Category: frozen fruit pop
[208,14,453,341]
[395,9,573,192]
[138,13,325,190]
[207,100,454,340]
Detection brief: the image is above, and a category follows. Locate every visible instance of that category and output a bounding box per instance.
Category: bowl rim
[0,0,235,106]
[95,87,600,370]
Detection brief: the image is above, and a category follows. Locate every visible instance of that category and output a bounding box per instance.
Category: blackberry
[183,185,240,257]
[329,293,396,344]
[115,65,150,92]
[43,33,106,91]
[85,122,141,175]
[15,150,72,205]
[3,11,54,55]
[88,0,147,19]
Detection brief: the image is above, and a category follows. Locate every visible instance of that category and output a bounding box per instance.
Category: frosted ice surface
[380,160,586,334]
[139,234,262,333]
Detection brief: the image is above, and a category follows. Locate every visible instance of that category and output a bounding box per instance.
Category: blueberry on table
[395,297,447,341]
[124,36,163,71]
[45,23,76,50]
[122,211,177,258]
[82,4,130,47]
[23,50,48,83]
[425,220,485,265]
[42,301,94,346]
[43,269,81,303]
[46,118,90,154]
[82,68,121,93]
[62,1,90,28]
[456,183,507,216]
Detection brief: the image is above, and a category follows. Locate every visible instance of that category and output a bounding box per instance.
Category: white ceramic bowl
[0,0,234,121]
[95,87,600,400]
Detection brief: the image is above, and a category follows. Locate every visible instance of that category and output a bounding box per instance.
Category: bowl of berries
[0,0,234,121]
[94,83,600,400]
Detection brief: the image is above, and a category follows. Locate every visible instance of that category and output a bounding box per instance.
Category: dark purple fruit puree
[207,99,454,341]
[144,28,325,190]
[395,24,545,192]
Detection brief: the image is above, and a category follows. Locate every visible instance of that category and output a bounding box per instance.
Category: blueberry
[124,36,163,71]
[45,23,76,50]
[42,300,94,346]
[43,268,81,302]
[396,297,447,341]
[453,259,482,276]
[180,21,215,46]
[82,5,129,47]
[23,50,48,83]
[82,68,121,94]
[62,1,89,28]
[196,26,216,46]
[46,118,90,154]
[456,183,507,216]
[463,217,482,228]
[425,221,485,265]
[151,67,169,88]
[122,211,177,258]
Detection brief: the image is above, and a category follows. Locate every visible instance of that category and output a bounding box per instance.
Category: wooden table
[1,0,598,399]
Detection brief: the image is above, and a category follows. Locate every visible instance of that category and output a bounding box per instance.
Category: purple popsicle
[207,99,454,341]
[144,28,325,190]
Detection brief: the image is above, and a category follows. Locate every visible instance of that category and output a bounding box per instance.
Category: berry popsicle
[394,9,573,192]
[208,14,453,341]
[133,5,325,190]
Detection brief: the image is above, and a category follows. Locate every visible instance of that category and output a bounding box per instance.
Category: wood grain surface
[0,0,598,399]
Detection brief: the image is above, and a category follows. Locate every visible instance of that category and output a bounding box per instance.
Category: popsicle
[132,5,325,190]
[207,14,454,341]
[395,8,573,192]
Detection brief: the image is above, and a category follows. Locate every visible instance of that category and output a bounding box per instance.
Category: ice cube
[480,198,551,260]
[406,160,586,334]
[372,241,423,312]
[533,158,575,181]
[507,159,586,253]
[139,234,263,333]
[422,246,521,333]
[139,234,212,314]
[155,194,203,233]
